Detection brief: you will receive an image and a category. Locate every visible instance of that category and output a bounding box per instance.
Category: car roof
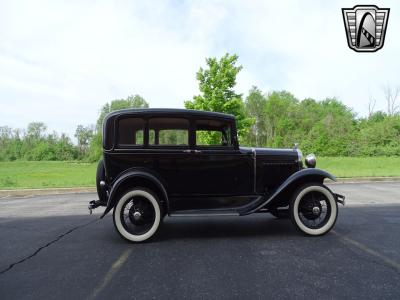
[105,108,235,120]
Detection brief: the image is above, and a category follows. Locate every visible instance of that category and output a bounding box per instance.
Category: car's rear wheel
[290,183,338,236]
[113,188,161,242]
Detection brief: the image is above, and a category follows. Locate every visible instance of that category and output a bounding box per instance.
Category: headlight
[305,154,316,168]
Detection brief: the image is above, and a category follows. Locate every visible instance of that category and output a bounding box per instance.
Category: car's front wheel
[113,188,162,242]
[290,183,338,236]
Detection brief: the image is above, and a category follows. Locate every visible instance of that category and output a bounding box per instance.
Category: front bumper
[335,193,346,205]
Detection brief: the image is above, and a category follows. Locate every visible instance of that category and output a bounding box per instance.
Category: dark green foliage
[0,125,77,161]
[0,95,150,162]
[244,87,267,147]
[356,113,400,156]
[96,95,149,131]
[243,87,400,156]
[184,53,252,142]
[75,125,94,159]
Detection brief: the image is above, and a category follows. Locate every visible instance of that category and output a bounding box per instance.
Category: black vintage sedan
[89,108,345,242]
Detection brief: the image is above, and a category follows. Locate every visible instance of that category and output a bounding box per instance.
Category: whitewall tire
[113,188,161,242]
[290,184,338,236]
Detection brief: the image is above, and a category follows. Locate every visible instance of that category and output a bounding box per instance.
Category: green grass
[0,157,399,190]
[0,161,96,190]
[318,157,400,178]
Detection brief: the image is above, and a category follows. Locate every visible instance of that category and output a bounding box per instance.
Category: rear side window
[117,117,144,146]
[103,116,115,150]
[195,119,232,147]
[149,118,189,146]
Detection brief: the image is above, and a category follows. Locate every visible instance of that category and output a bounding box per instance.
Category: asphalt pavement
[0,182,400,299]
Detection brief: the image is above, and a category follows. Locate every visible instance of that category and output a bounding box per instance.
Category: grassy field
[318,157,400,178]
[0,157,399,190]
[0,161,96,190]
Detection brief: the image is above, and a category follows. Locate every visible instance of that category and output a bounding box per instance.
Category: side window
[195,119,232,147]
[117,117,144,146]
[149,118,189,146]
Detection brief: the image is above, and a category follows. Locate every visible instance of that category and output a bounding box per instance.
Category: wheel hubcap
[121,196,156,235]
[298,190,331,229]
[312,206,320,215]
[133,211,142,220]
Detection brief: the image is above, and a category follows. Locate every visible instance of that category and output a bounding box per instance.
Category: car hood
[240,147,299,160]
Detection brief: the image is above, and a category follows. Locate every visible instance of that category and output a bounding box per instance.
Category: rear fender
[100,170,168,218]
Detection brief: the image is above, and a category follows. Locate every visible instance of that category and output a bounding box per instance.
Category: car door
[169,118,254,210]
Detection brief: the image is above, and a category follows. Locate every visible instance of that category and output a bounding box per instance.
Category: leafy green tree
[263,91,298,148]
[357,113,400,156]
[26,122,47,140]
[96,95,149,131]
[89,94,149,162]
[245,87,267,146]
[55,133,77,160]
[75,125,94,158]
[185,53,252,142]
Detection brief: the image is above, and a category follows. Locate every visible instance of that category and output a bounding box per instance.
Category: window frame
[115,115,146,149]
[194,118,235,150]
[111,114,239,151]
[147,117,191,149]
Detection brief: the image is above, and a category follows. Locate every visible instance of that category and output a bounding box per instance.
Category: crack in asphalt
[0,219,98,275]
[332,230,400,274]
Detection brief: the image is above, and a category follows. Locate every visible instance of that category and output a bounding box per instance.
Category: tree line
[1,54,399,162]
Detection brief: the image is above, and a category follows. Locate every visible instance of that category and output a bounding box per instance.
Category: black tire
[113,187,162,243]
[270,209,290,219]
[289,183,338,236]
[96,159,107,203]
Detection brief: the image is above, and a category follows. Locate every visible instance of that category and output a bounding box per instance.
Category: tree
[367,96,377,118]
[383,85,400,116]
[96,95,149,131]
[89,94,150,162]
[74,125,94,157]
[184,53,252,140]
[244,87,267,146]
[26,122,47,140]
[263,91,298,147]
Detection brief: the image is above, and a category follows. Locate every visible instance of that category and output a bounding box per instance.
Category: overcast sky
[1,0,399,138]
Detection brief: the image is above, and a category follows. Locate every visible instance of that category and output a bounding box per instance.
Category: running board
[170,210,239,217]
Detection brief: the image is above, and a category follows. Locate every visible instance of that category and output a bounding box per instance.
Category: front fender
[242,168,336,214]
[100,170,168,218]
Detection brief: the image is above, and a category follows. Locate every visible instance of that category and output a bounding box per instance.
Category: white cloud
[0,0,399,138]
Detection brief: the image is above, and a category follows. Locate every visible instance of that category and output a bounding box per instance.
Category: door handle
[182,149,202,154]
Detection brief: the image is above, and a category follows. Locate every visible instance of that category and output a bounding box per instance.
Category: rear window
[117,117,144,146]
[103,116,115,150]
[149,118,189,146]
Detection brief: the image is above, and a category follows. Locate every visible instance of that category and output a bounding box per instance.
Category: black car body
[89,108,345,242]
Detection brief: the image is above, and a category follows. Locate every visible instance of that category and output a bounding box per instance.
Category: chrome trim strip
[296,148,303,168]
[252,147,256,193]
[170,212,239,217]
[296,148,303,163]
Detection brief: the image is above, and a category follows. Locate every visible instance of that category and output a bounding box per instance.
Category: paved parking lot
[0,182,400,299]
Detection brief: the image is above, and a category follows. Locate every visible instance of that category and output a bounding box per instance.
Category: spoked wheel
[290,183,338,236]
[113,188,161,242]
